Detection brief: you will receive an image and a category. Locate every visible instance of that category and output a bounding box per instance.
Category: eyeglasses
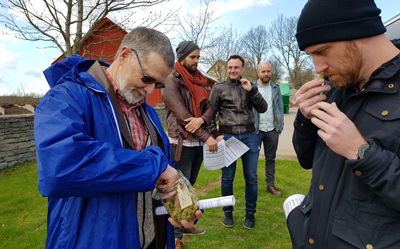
[130,48,165,89]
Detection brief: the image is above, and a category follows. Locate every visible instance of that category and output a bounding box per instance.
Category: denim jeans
[221,131,259,214]
[257,130,279,186]
[170,144,204,239]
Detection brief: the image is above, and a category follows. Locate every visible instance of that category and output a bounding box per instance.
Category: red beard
[325,41,364,89]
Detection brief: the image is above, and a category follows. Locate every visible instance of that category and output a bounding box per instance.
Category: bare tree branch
[267,56,284,84]
[269,14,314,88]
[174,0,220,50]
[0,0,179,57]
[202,26,243,81]
[241,25,270,71]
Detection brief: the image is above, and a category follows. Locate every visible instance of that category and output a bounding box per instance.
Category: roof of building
[199,69,218,82]
[384,13,400,27]
[51,17,127,65]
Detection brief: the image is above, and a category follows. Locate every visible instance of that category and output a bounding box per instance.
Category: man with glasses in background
[35,27,202,249]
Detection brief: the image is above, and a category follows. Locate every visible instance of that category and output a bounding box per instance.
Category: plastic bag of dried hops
[152,170,199,221]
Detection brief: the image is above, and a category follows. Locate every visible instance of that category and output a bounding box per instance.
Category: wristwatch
[357,144,370,159]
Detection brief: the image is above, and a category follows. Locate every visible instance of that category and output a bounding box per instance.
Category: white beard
[117,70,147,105]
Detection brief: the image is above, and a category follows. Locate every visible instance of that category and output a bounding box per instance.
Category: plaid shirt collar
[103,67,147,150]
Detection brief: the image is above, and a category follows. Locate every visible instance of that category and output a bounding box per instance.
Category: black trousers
[257,130,279,186]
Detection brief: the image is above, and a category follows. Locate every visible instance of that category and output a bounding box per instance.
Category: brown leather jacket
[209,77,268,134]
[162,69,218,160]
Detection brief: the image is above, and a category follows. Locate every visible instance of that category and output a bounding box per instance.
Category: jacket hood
[43,55,84,88]
[43,55,111,89]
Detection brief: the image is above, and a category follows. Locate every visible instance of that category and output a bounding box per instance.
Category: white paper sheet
[203,140,226,170]
[203,137,249,170]
[224,137,249,166]
[283,194,305,219]
[155,195,236,216]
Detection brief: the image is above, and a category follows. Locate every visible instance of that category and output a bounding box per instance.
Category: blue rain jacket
[34,55,175,248]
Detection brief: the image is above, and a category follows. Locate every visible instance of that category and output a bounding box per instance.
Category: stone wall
[0,114,36,170]
[155,106,167,126]
[0,108,168,170]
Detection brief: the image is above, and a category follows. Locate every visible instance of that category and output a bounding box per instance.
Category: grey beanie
[176,41,199,61]
[296,0,387,51]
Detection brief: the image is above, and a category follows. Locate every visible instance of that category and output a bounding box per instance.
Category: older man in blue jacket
[35,27,201,249]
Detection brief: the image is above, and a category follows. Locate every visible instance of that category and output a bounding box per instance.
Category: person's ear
[118,47,131,64]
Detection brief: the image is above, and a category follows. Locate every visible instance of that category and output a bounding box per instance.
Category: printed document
[203,137,249,170]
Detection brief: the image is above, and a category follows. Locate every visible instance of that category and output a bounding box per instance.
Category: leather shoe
[267,186,282,196]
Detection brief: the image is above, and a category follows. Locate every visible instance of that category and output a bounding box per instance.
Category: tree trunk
[72,0,84,55]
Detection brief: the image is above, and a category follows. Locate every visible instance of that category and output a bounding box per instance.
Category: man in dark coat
[162,41,222,249]
[287,0,400,248]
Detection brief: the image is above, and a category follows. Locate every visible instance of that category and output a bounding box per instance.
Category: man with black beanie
[162,41,223,249]
[287,0,400,248]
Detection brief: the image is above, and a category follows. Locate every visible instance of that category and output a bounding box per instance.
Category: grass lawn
[0,159,311,248]
[0,161,47,249]
[187,159,311,249]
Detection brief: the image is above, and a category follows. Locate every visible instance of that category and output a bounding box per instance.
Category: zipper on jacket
[85,84,124,148]
[142,104,168,154]
[236,82,241,135]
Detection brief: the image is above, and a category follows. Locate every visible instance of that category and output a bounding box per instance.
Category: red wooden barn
[52,17,217,107]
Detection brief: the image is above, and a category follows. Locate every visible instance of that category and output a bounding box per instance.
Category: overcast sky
[0,0,398,95]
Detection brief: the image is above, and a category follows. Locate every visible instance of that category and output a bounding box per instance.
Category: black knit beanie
[176,41,199,61]
[296,0,387,51]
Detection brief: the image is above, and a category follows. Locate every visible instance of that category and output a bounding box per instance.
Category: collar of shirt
[256,81,271,88]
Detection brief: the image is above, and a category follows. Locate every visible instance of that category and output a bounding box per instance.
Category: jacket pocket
[363,99,400,154]
[332,216,400,249]
[365,99,400,121]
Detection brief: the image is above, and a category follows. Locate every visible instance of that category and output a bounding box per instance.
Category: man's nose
[144,84,156,95]
[313,58,328,75]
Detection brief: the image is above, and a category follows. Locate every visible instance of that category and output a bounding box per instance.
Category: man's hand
[215,135,229,147]
[240,78,252,91]
[215,135,224,143]
[156,166,179,197]
[295,78,331,119]
[168,209,203,229]
[205,136,218,153]
[311,102,367,160]
[185,117,204,133]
